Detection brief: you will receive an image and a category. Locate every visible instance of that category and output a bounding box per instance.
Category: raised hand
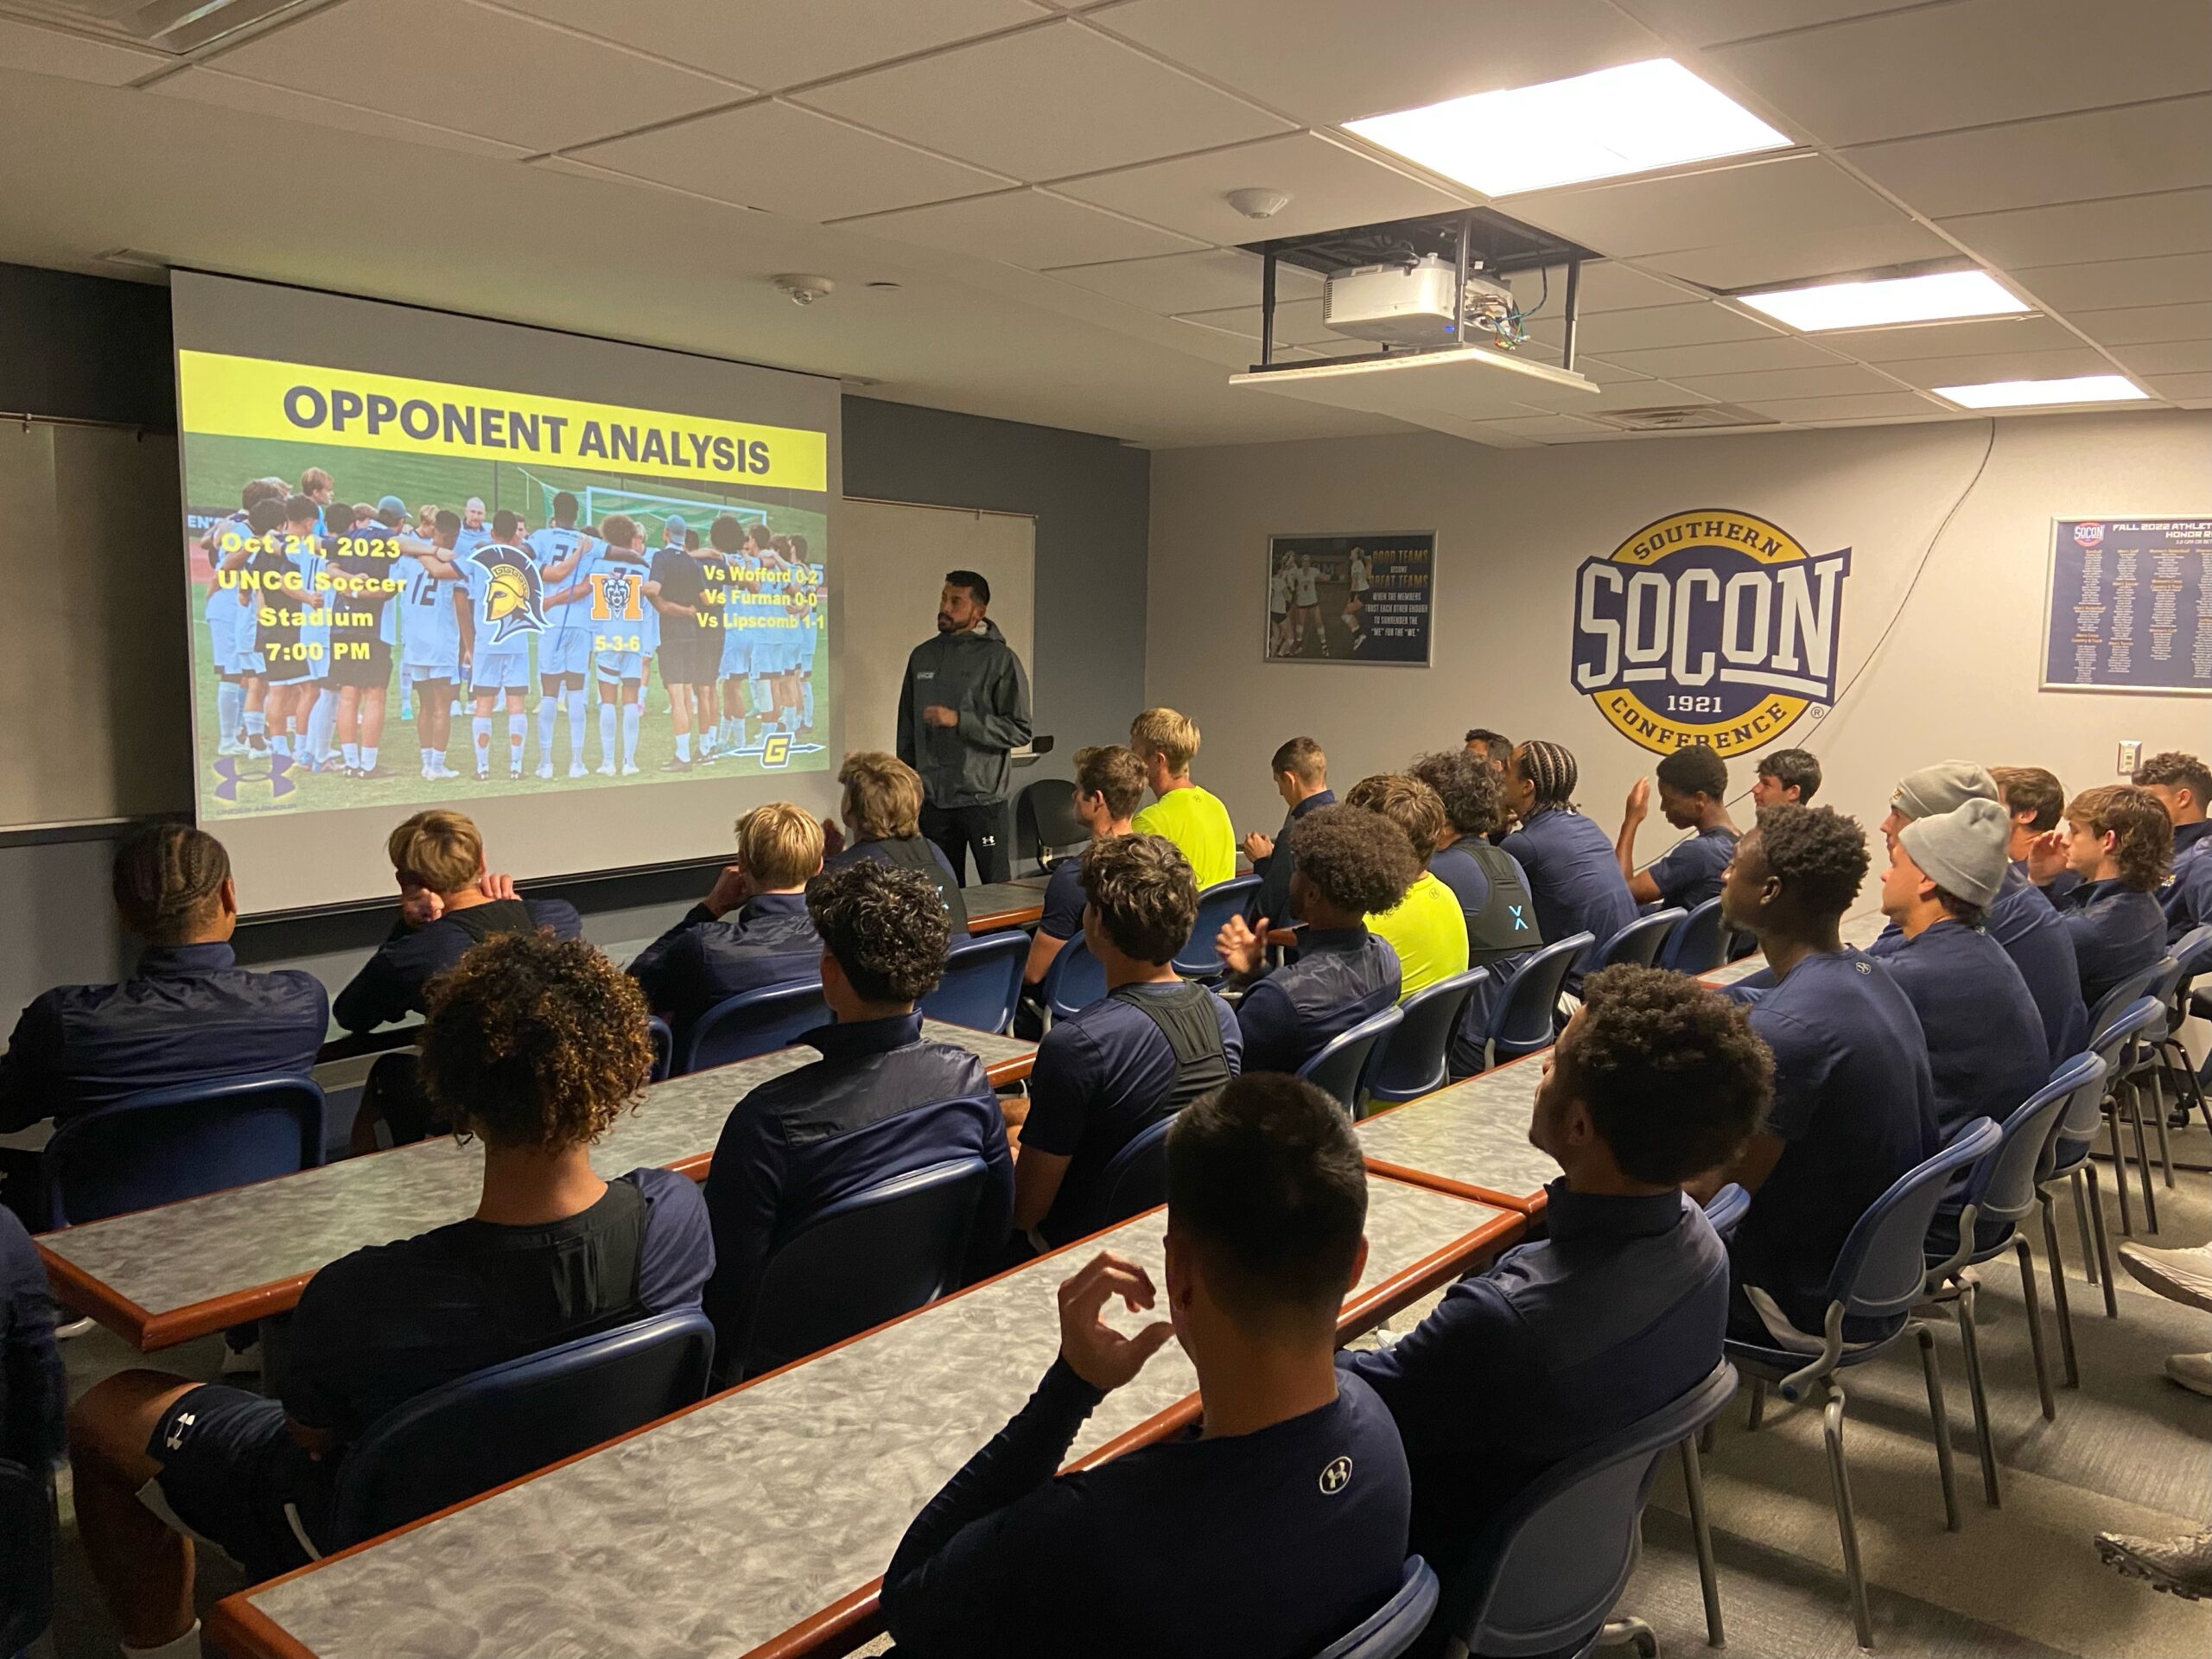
[2025,827,2070,885]
[1057,1251,1176,1393]
[1217,912,1268,977]
[1624,776,1651,821]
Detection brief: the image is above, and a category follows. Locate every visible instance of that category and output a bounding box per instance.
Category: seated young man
[1705,805,1936,1344]
[1751,747,1821,809]
[1020,743,1144,1024]
[1244,735,1334,927]
[2024,784,2173,1012]
[1128,707,1237,890]
[0,826,326,1217]
[67,933,712,1656]
[630,802,826,1052]
[2133,750,2212,942]
[1343,965,1766,1636]
[823,750,969,938]
[1499,740,1638,995]
[1215,804,1412,1075]
[332,809,582,1033]
[1014,836,1240,1250]
[1993,765,2081,902]
[880,1073,1410,1659]
[1342,774,1470,1001]
[1,1204,64,1477]
[702,861,1011,1376]
[1617,743,1738,911]
[1408,748,1542,989]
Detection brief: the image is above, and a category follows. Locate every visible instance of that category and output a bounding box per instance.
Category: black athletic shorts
[326,638,393,690]
[658,632,715,687]
[148,1384,336,1581]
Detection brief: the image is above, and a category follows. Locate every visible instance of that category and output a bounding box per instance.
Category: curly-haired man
[67,932,712,1654]
[2132,750,2212,942]
[2024,783,2172,1009]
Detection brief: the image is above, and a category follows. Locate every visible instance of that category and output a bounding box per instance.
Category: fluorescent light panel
[1934,374,2149,409]
[1345,60,1790,197]
[1742,270,2031,331]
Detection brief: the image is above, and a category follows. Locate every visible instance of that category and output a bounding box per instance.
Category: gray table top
[1357,1061,1560,1210]
[43,1021,1034,1342]
[962,879,1047,925]
[231,1178,1510,1659]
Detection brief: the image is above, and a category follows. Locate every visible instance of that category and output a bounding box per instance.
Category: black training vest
[1463,842,1543,965]
[1107,981,1233,1114]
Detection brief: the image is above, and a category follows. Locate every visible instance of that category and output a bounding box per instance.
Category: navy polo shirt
[0,943,327,1132]
[1731,949,1937,1342]
[628,892,822,1050]
[1235,926,1399,1075]
[1647,824,1738,911]
[1876,920,2050,1144]
[333,898,582,1033]
[2043,878,2169,1013]
[825,836,970,938]
[1250,788,1335,926]
[1871,866,2088,1069]
[1342,1184,1726,1603]
[881,1361,1409,1659]
[1020,982,1242,1245]
[1500,807,1638,991]
[0,1206,64,1471]
[1037,856,1087,943]
[2159,818,2212,941]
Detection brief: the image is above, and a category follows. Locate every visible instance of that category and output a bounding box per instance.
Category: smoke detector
[1226,188,1292,220]
[772,273,835,307]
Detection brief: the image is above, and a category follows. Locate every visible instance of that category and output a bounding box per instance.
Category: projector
[1322,256,1522,348]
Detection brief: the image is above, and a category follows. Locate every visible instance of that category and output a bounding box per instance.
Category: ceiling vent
[0,0,321,54]
[1593,404,1777,432]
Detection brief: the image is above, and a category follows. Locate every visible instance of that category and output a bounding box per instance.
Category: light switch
[2118,741,2142,776]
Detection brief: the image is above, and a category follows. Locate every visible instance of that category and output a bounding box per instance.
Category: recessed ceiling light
[1741,270,2031,332]
[1344,60,1790,198]
[1933,374,2150,410]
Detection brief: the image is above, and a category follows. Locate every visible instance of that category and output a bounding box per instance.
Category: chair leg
[2087,1166,2119,1319]
[1916,1321,1962,1531]
[2107,1099,2136,1237]
[1953,1286,2001,1508]
[2070,1170,2097,1287]
[2148,1065,2177,1186]
[2128,1088,2160,1233]
[1700,1420,1717,1455]
[1747,1377,1767,1432]
[2042,1192,2080,1389]
[2014,1236,2056,1424]
[1822,1379,1875,1651]
[1597,1616,1660,1656]
[1678,1436,1726,1649]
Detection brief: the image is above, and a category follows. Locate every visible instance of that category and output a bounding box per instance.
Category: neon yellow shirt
[1133,784,1238,890]
[1368,872,1471,1000]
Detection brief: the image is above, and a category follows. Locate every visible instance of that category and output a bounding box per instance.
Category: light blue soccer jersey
[454,523,492,560]
[392,553,461,666]
[525,525,588,576]
[289,542,333,678]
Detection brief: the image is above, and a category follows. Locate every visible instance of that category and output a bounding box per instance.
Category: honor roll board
[2044,517,2212,695]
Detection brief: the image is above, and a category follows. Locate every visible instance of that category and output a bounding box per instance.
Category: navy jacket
[0,1206,64,1471]
[0,944,327,1132]
[2160,818,2212,942]
[629,892,822,1050]
[334,898,581,1033]
[1234,926,1400,1076]
[701,1014,1011,1371]
[1875,919,2050,1144]
[2042,877,2169,1013]
[1872,866,2087,1069]
[1249,788,1334,928]
[1500,807,1638,993]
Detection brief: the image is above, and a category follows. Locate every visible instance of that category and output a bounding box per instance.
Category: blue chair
[1923,1055,2102,1508]
[1080,1114,1178,1237]
[1477,931,1593,1071]
[1174,875,1263,978]
[39,1075,326,1230]
[1041,931,1107,1022]
[681,979,828,1075]
[740,1155,991,1378]
[920,931,1027,1034]
[646,1015,674,1084]
[1440,1363,1738,1659]
[0,1459,53,1659]
[1298,1005,1404,1118]
[1314,1557,1439,1659]
[2151,925,2212,1138]
[2088,994,2168,1239]
[329,1310,715,1548]
[1014,777,1086,874]
[1656,897,1727,975]
[1724,1117,2001,1649]
[1366,969,1490,1104]
[1596,908,1685,971]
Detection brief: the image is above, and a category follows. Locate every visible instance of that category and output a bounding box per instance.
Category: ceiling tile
[1883,346,2118,389]
[148,66,532,160]
[1603,335,1851,378]
[1512,349,1655,386]
[1668,364,1901,402]
[1503,374,1714,416]
[1613,0,1930,49]
[1707,0,2212,149]
[1044,248,1317,313]
[1053,131,1468,244]
[1091,0,1663,127]
[835,188,1201,267]
[1824,315,2082,362]
[0,16,164,86]
[1526,299,1780,354]
[1505,155,1909,257]
[1844,95,2212,219]
[2069,303,2212,346]
[1519,262,1707,312]
[1939,189,2212,271]
[575,99,1013,221]
[1173,299,1341,347]
[2145,372,2212,404]
[495,0,1046,91]
[2112,340,2212,377]
[792,19,1291,181]
[1468,413,1619,441]
[1745,390,1946,422]
[2012,252,2212,313]
[1638,222,1956,289]
[201,0,747,151]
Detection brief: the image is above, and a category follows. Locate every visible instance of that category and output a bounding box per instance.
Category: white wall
[1147,410,2212,853]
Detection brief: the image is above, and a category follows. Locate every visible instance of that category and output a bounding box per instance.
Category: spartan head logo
[474,543,548,645]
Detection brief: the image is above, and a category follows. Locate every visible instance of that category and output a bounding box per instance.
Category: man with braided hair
[66,931,714,1656]
[1500,740,1637,995]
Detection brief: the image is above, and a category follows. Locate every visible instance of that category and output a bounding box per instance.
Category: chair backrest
[1041,931,1108,1022]
[1827,1117,2002,1319]
[1366,969,1490,1104]
[330,1310,715,1548]
[741,1155,990,1377]
[2169,924,2212,997]
[2086,963,2165,1049]
[1174,875,1264,976]
[1015,778,1086,874]
[0,1458,53,1656]
[1656,896,1728,974]
[1484,932,1593,1059]
[919,931,1027,1033]
[2047,1051,2113,1161]
[40,1075,326,1230]
[1597,907,1685,970]
[2087,994,2167,1085]
[1084,1114,1177,1236]
[645,1015,674,1084]
[1298,1005,1405,1117]
[682,978,828,1074]
[2142,951,2194,1039]
[1451,1363,1738,1656]
[1961,1053,2105,1236]
[1313,1557,1440,1659]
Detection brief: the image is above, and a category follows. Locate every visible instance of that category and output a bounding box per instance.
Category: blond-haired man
[1129,707,1237,890]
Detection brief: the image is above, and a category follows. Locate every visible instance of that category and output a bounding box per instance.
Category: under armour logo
[980,834,997,846]
[1319,1455,1352,1495]
[1508,905,1528,931]
[213,753,296,804]
[165,1411,197,1452]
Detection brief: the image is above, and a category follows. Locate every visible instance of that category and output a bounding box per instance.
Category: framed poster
[1264,532,1433,664]
[2043,517,2212,695]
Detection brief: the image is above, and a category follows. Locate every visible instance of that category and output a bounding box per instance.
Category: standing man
[899,569,1032,887]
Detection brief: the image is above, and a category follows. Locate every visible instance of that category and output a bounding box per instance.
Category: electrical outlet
[2118,741,2142,776]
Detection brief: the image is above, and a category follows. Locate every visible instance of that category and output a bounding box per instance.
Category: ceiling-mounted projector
[1324,256,1522,348]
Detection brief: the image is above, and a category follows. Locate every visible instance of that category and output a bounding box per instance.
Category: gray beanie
[1891,760,1999,823]
[1900,798,2012,909]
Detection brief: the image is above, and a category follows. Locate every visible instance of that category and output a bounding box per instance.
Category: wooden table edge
[1359,1158,1543,1216]
[968,904,1043,933]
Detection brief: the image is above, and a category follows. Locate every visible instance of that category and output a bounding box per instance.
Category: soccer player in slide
[392,508,466,779]
[526,491,597,779]
[547,513,654,777]
[454,508,541,782]
[244,496,320,764]
[744,522,779,748]
[767,533,804,738]
[325,496,404,779]
[201,478,286,755]
[791,534,821,734]
[711,515,754,757]
[454,495,490,558]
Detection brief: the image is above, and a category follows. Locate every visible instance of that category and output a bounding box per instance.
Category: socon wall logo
[1572,509,1852,759]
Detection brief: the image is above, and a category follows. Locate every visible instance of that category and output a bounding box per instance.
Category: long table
[38,1022,1035,1352]
[207,1177,1521,1659]
[963,874,1052,933]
